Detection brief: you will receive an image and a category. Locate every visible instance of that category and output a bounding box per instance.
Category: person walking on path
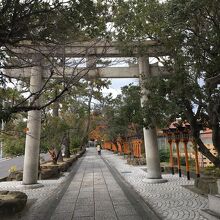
[96,143,101,155]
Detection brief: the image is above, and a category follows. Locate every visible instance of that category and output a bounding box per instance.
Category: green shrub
[202,167,220,177]
[3,136,25,156]
[70,136,81,153]
[72,148,80,154]
[1,119,26,157]
[159,149,170,162]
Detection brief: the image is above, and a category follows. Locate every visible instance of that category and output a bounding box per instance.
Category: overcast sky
[102,78,139,98]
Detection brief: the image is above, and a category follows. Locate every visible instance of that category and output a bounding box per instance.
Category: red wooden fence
[103,139,142,158]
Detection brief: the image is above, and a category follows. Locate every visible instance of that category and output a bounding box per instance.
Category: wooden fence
[103,139,143,158]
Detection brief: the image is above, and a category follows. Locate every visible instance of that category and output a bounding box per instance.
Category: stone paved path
[50,148,149,220]
[0,173,70,220]
[0,148,209,220]
[102,150,208,220]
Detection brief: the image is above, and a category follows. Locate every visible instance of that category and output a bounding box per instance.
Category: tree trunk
[184,100,220,168]
[82,84,93,146]
[52,89,59,117]
[197,138,220,167]
[113,140,119,152]
[64,133,70,158]
[55,148,63,163]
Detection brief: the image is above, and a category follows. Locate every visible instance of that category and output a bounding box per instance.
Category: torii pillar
[138,56,167,183]
[22,55,43,188]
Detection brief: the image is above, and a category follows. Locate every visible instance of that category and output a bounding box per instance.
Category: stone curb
[29,149,87,220]
[102,156,162,220]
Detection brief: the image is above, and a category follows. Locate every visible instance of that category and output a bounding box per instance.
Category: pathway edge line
[102,155,162,220]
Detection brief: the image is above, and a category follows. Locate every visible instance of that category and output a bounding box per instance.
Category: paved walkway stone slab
[49,148,144,220]
[102,149,208,220]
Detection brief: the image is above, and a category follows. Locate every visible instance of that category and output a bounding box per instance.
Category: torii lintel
[8,40,166,58]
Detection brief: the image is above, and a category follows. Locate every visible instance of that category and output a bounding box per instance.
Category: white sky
[102,78,139,98]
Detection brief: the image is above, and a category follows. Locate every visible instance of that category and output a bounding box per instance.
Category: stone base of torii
[6,41,168,187]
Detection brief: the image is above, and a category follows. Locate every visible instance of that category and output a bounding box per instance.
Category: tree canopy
[102,84,142,149]
[0,0,111,122]
[113,0,220,166]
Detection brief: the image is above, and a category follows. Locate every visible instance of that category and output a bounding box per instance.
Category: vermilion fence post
[175,139,181,177]
[166,132,174,175]
[182,133,190,180]
[168,139,174,175]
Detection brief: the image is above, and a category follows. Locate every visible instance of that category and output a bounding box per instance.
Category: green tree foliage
[120,84,143,127]
[103,84,143,148]
[41,116,69,152]
[113,0,220,167]
[1,77,110,156]
[104,97,127,149]
[40,77,110,152]
[0,0,104,47]
[159,149,170,163]
[1,116,26,156]
[0,87,27,122]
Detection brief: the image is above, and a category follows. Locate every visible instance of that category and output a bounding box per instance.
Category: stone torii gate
[6,40,168,187]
